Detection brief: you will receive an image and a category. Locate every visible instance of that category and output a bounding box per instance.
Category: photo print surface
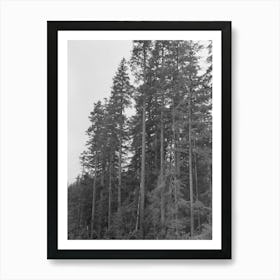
[68,39,213,241]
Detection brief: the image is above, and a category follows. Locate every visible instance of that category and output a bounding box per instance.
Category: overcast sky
[68,40,133,183]
[68,40,210,184]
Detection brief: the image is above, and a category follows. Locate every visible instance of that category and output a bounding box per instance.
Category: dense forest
[68,40,212,240]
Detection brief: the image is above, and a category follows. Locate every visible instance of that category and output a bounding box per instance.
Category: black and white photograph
[47,21,231,259]
[68,39,213,241]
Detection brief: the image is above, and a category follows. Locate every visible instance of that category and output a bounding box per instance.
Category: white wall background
[0,0,279,279]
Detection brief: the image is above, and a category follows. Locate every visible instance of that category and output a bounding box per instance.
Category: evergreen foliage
[68,40,213,240]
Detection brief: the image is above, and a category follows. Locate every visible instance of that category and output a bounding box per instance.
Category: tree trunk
[97,189,103,238]
[135,189,140,232]
[172,96,179,238]
[209,165,212,227]
[77,202,82,230]
[118,133,122,213]
[188,90,194,238]
[159,46,166,233]
[139,47,147,238]
[174,179,179,238]
[160,107,165,230]
[97,162,105,238]
[194,139,201,231]
[155,132,158,171]
[139,96,146,238]
[175,42,181,178]
[108,154,112,231]
[90,155,98,238]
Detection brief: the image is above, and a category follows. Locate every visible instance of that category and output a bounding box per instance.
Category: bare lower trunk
[139,97,146,238]
[209,165,212,227]
[90,155,98,238]
[188,90,194,238]
[160,47,166,232]
[174,180,178,238]
[160,108,165,230]
[155,132,158,171]
[118,138,122,213]
[194,139,201,231]
[78,202,82,229]
[139,48,147,239]
[108,155,112,231]
[172,98,179,238]
[97,163,105,238]
[175,41,180,179]
[97,189,103,238]
[135,189,140,232]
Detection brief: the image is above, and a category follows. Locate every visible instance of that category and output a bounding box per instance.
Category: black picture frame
[47,21,231,259]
